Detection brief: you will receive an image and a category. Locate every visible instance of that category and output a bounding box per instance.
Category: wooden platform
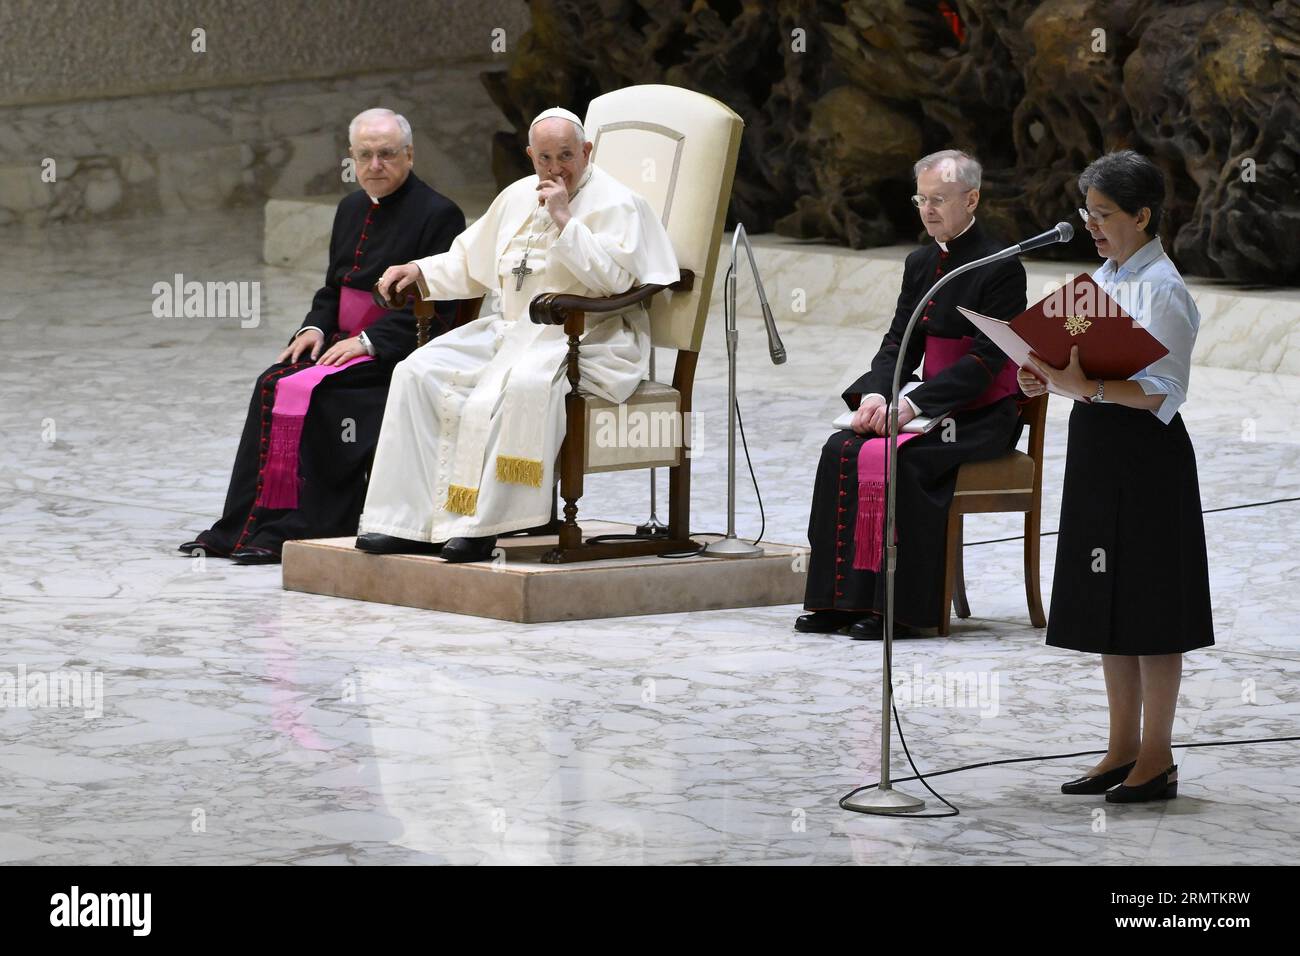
[281,522,806,622]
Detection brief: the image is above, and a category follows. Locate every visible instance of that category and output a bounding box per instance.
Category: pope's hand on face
[377,262,421,305]
[537,177,571,229]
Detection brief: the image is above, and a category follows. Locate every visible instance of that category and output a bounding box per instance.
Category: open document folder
[958,272,1169,400]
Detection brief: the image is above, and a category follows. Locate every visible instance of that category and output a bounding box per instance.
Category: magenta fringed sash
[851,335,1019,571]
[256,287,385,509]
[852,433,920,572]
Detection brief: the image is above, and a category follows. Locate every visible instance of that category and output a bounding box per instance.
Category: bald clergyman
[179,109,465,564]
[355,107,679,563]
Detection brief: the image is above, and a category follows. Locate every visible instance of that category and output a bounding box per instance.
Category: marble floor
[2,209,1298,865]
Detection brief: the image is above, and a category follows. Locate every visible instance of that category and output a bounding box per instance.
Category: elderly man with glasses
[179,108,466,564]
[797,149,1028,639]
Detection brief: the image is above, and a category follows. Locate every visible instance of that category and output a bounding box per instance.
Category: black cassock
[192,172,465,556]
[803,221,1028,628]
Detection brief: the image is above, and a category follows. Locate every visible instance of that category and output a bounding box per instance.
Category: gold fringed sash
[445,483,479,515]
[495,455,544,487]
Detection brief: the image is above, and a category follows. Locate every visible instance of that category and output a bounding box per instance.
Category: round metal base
[841,786,926,814]
[635,519,670,538]
[702,536,763,558]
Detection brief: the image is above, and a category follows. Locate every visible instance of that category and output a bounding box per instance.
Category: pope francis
[355,107,680,562]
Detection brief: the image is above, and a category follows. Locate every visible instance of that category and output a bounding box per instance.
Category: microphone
[703,224,786,558]
[759,302,786,365]
[1015,221,1074,254]
[732,225,787,365]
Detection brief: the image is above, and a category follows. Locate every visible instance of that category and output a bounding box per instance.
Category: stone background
[482,0,1300,285]
[0,0,530,226]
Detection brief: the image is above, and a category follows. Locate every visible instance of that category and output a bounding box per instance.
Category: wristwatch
[1089,379,1105,404]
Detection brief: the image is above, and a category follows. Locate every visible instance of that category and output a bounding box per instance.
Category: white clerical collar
[937,216,976,252]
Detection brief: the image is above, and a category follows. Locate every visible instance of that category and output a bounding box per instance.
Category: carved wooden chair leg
[940,507,961,637]
[1024,507,1047,627]
[953,513,971,619]
[544,320,586,562]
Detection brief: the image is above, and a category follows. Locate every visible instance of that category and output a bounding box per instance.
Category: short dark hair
[1078,150,1166,236]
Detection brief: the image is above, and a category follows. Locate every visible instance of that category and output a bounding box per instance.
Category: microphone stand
[636,347,670,539]
[704,224,786,558]
[842,235,1055,815]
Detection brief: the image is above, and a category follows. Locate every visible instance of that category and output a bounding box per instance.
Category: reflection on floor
[2,209,1297,864]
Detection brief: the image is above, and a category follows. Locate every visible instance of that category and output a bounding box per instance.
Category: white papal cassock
[359,163,680,541]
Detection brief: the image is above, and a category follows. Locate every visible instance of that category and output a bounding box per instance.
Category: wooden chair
[414,297,482,348]
[522,85,743,562]
[399,86,741,560]
[938,394,1049,636]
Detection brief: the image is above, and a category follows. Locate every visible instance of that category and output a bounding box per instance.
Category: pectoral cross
[511,254,533,291]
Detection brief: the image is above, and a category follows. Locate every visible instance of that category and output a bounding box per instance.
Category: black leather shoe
[178,539,223,556]
[847,616,926,640]
[230,546,281,566]
[794,610,859,633]
[1105,765,1178,803]
[440,535,498,563]
[354,533,443,555]
[1061,760,1137,795]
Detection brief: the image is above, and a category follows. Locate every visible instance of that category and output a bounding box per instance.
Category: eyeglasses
[1078,206,1117,226]
[911,191,970,209]
[351,147,408,165]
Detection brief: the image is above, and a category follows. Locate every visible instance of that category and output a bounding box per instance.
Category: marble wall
[0,1,531,227]
[0,0,530,106]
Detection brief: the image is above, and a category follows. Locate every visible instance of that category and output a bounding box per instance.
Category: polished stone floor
[2,209,1297,864]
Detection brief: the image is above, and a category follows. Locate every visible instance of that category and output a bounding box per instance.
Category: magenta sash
[851,336,1018,571]
[256,287,386,510]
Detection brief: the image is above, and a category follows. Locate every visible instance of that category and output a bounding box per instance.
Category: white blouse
[1091,236,1200,425]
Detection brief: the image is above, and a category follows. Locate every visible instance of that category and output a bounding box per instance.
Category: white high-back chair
[529,84,743,562]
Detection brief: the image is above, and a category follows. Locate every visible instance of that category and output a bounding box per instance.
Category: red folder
[958,273,1168,392]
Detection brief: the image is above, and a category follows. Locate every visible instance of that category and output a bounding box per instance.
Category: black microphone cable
[842,493,1300,818]
[841,729,1300,819]
[587,263,769,558]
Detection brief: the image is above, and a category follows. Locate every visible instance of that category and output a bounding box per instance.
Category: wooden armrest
[529,269,694,325]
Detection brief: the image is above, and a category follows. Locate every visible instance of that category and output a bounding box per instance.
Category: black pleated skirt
[1046,401,1214,656]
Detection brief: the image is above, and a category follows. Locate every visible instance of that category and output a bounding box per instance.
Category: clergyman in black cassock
[800,213,1027,634]
[183,159,464,562]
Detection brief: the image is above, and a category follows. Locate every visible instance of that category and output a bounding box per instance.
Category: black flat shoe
[354,533,443,555]
[230,546,281,566]
[440,535,498,563]
[847,617,927,641]
[794,610,859,633]
[1106,765,1178,803]
[1061,760,1137,795]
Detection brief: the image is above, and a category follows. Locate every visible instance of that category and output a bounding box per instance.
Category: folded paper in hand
[832,382,945,434]
[957,273,1169,400]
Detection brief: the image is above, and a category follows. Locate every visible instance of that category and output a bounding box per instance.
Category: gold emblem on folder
[1064,315,1093,336]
